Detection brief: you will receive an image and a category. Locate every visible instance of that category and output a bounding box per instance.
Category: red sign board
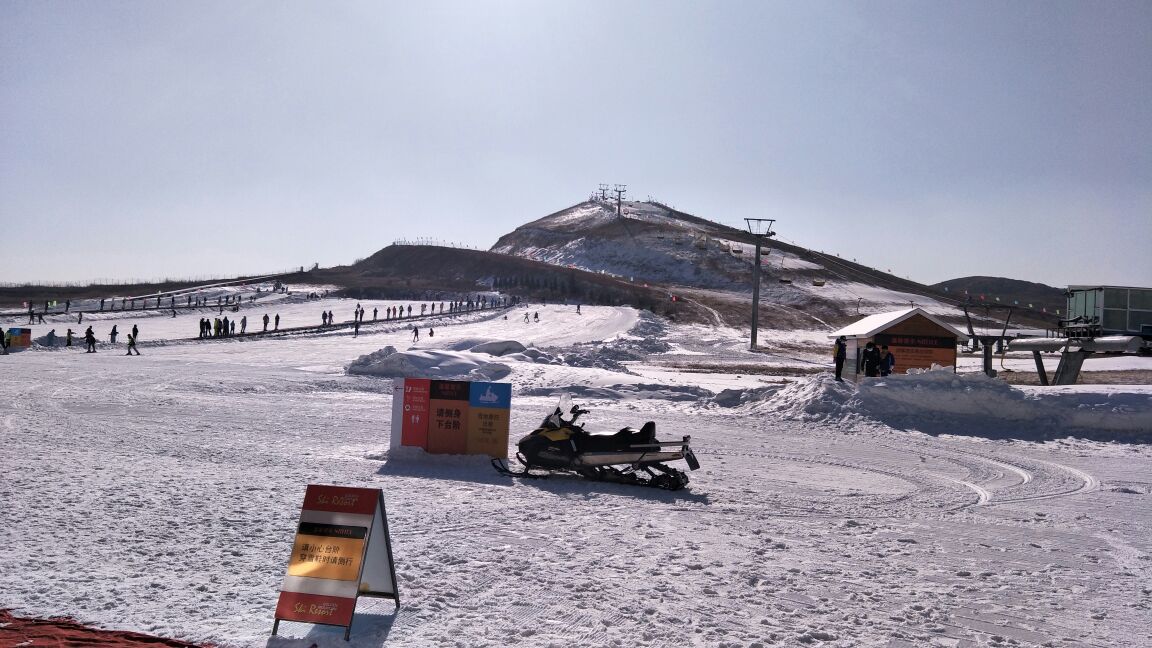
[400,379,430,448]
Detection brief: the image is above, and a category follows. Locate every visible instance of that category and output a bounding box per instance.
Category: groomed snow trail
[1,302,1150,648]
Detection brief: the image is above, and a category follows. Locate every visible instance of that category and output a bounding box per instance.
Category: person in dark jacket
[84,326,96,353]
[879,346,896,376]
[66,328,74,347]
[833,336,847,381]
[125,333,140,355]
[109,325,118,344]
[860,341,881,377]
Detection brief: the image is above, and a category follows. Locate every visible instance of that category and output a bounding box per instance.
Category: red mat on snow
[0,609,209,647]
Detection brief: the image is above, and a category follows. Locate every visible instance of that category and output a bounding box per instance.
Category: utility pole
[613,184,627,216]
[745,218,776,350]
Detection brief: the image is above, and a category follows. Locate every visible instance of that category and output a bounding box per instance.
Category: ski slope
[2,298,1151,648]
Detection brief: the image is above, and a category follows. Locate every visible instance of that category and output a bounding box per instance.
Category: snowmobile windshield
[543,393,575,427]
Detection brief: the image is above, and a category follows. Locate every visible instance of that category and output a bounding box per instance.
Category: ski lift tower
[745,218,777,350]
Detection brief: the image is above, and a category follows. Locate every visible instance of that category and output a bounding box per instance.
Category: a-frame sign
[273,484,400,640]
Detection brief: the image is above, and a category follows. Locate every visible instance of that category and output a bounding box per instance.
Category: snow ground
[2,296,1151,648]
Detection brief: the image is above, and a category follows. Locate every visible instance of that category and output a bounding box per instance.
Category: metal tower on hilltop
[613,184,627,216]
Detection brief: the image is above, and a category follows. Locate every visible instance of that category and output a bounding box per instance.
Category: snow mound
[468,340,527,356]
[347,346,512,381]
[764,370,1152,440]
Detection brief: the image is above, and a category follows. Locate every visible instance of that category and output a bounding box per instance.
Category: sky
[2,1,1149,288]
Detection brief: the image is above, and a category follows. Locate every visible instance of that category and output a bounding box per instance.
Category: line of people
[833,336,896,381]
[199,316,248,338]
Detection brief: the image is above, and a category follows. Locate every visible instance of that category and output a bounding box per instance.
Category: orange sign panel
[466,408,510,457]
[286,523,366,581]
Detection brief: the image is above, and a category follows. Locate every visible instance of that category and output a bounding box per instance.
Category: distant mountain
[931,276,1065,316]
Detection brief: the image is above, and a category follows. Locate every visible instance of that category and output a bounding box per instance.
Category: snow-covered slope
[2,297,1151,648]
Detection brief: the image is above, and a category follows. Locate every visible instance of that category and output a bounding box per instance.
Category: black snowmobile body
[493,395,700,490]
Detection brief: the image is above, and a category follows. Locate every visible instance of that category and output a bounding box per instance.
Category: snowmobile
[492,394,700,490]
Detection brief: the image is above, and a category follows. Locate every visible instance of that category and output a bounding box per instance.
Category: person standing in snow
[412,326,419,342]
[78,312,83,324]
[262,314,269,332]
[125,333,140,355]
[84,326,96,353]
[833,336,847,382]
[109,325,119,344]
[274,314,280,330]
[1,330,10,355]
[66,329,74,347]
[860,341,881,378]
[240,316,247,335]
[428,327,434,338]
[354,319,360,337]
[131,324,139,342]
[322,311,328,326]
[879,346,896,377]
[373,307,378,321]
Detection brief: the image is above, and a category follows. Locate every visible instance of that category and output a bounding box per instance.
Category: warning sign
[273,485,399,640]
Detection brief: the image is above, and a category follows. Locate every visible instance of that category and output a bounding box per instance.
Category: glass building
[1064,286,1152,338]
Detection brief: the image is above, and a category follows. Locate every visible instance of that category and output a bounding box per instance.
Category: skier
[125,333,140,355]
[84,326,96,353]
[833,336,847,382]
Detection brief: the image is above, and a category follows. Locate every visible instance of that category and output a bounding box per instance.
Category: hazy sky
[2,1,1149,287]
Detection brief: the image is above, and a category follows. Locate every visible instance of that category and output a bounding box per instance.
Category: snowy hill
[491,199,1053,332]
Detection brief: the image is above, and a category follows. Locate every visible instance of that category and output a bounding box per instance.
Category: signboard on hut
[273,484,399,641]
[391,378,512,457]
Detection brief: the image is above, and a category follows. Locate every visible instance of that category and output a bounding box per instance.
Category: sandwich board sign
[273,484,399,640]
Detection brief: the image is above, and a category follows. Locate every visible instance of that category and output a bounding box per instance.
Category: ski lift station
[1061,285,1152,340]
[829,308,968,383]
